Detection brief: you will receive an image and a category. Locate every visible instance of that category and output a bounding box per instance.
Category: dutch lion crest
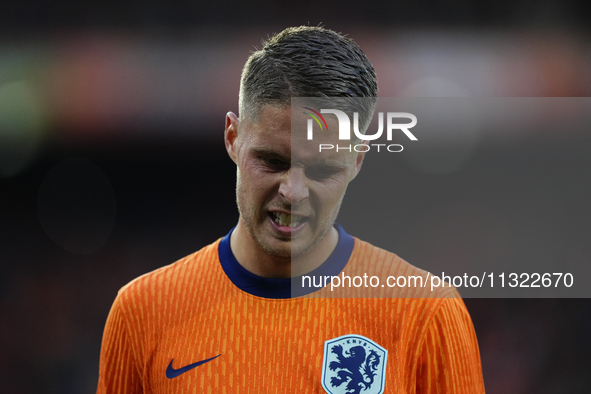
[321,334,388,394]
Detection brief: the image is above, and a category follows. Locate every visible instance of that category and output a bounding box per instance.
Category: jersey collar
[218,224,354,299]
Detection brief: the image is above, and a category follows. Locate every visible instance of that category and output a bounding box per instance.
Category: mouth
[268,211,308,229]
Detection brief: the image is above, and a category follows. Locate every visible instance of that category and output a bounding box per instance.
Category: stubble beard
[235,175,342,261]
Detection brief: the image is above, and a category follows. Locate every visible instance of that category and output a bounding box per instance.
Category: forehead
[241,104,354,166]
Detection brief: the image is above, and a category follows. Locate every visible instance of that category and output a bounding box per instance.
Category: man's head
[225,26,377,268]
[239,26,377,129]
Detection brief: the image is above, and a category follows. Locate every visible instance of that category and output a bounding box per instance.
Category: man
[97,26,485,393]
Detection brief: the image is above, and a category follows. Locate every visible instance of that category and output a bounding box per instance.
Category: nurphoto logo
[304,108,417,153]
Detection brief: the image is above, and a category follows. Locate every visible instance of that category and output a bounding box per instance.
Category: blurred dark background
[1,0,591,392]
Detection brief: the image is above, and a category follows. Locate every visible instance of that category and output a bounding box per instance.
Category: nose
[278,168,309,205]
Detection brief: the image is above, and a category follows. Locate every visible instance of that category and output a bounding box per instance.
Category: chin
[260,243,292,259]
[260,238,313,260]
[289,238,321,259]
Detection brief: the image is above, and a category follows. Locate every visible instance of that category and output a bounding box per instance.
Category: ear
[224,112,240,163]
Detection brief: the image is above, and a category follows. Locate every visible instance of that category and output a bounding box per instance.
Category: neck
[229,220,339,278]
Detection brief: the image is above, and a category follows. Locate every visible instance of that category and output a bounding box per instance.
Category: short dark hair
[239,26,378,130]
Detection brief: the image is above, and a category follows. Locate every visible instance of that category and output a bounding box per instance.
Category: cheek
[311,176,350,211]
[240,161,276,197]
[240,155,267,178]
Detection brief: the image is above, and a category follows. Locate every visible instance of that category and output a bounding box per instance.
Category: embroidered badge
[321,334,388,394]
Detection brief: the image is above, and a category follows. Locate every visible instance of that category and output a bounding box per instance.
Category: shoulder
[345,237,459,299]
[116,238,222,309]
[349,237,423,275]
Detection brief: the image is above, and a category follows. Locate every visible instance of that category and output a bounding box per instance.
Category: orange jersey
[97,227,485,393]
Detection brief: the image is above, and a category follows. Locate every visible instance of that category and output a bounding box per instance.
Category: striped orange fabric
[97,237,485,393]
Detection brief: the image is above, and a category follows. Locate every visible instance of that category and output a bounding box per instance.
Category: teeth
[273,212,303,228]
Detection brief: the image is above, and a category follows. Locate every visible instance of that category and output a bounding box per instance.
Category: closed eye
[306,165,343,180]
[260,156,289,171]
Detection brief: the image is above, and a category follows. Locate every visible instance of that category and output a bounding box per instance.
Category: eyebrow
[252,147,350,170]
[314,161,349,170]
[252,148,289,161]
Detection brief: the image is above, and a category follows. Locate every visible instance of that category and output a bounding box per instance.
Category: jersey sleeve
[415,297,485,393]
[96,292,143,394]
